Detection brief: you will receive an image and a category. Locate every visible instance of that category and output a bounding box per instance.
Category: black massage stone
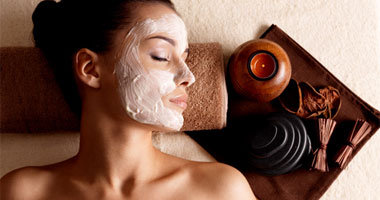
[245,113,311,176]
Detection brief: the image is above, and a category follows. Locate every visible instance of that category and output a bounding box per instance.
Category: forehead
[114,3,183,39]
[132,4,187,38]
[112,4,187,58]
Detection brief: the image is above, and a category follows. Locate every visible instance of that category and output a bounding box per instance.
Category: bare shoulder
[187,162,257,200]
[0,166,51,200]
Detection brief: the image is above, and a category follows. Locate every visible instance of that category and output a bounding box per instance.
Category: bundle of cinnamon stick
[334,119,372,169]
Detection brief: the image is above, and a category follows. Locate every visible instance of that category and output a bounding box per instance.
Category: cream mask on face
[114,14,195,131]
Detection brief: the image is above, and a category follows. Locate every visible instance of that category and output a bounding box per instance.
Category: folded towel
[0,43,227,133]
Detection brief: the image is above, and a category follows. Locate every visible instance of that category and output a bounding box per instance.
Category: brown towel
[0,43,227,133]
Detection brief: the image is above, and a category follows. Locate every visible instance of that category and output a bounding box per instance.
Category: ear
[74,48,101,89]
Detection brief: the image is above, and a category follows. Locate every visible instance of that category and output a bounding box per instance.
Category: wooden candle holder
[229,39,291,102]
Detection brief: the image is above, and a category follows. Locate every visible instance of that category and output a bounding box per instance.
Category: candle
[229,39,291,102]
[249,52,278,80]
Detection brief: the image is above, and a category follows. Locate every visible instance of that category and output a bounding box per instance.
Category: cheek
[148,69,176,95]
[136,51,150,71]
[161,94,171,106]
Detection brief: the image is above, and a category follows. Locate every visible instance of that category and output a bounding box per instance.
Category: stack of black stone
[244,113,312,176]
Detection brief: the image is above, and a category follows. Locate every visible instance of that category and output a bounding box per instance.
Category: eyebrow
[148,35,189,54]
[148,36,176,46]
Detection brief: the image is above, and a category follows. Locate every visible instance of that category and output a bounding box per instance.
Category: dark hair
[32,0,176,117]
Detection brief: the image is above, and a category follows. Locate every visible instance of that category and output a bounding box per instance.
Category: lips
[169,94,188,110]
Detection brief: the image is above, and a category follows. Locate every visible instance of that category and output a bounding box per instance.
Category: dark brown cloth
[0,43,227,133]
[235,25,380,200]
[187,24,379,200]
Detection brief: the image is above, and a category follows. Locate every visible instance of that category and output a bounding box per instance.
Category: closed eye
[151,55,169,62]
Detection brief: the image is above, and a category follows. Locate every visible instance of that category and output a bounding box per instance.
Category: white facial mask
[114,14,195,131]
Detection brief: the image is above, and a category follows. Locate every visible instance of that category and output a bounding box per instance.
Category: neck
[72,103,162,189]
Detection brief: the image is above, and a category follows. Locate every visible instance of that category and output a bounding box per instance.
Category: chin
[150,123,182,132]
[158,121,184,132]
[125,101,185,132]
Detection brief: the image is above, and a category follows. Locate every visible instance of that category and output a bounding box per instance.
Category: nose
[174,60,195,87]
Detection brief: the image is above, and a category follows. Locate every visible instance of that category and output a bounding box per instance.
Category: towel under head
[0,43,227,133]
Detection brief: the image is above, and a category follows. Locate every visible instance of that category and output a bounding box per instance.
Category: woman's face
[111,3,195,131]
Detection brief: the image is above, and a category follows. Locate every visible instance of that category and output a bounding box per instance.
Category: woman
[0,0,256,199]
